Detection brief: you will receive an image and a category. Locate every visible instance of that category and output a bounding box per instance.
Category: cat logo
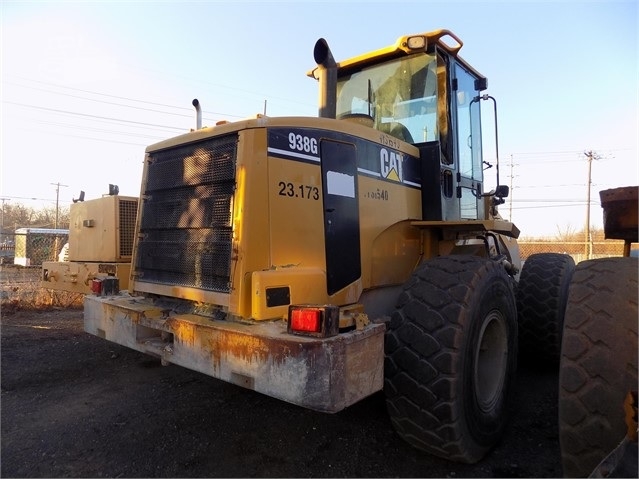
[380,148,403,183]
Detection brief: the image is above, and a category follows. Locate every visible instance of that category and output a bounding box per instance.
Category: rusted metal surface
[84,293,385,413]
[589,391,638,478]
[42,261,131,294]
[624,391,638,442]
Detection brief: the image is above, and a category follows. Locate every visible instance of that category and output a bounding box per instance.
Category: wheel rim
[474,310,509,411]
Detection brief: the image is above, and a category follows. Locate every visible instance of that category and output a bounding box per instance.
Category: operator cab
[311,29,507,222]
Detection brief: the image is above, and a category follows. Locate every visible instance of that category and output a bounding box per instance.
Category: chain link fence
[7,229,69,267]
[519,240,630,263]
[0,234,632,310]
[0,230,78,309]
[0,238,15,265]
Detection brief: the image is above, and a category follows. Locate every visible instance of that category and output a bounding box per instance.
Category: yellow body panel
[132,117,426,321]
[251,267,326,320]
[267,157,326,270]
[230,127,271,318]
[68,195,138,262]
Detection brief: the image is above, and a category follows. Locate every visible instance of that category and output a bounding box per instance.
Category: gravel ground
[1,308,562,478]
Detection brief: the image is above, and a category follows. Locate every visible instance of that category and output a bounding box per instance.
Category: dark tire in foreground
[385,255,518,463]
[516,253,575,364]
[559,257,638,478]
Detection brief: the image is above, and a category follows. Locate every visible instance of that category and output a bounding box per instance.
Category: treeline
[521,225,608,242]
[1,203,71,233]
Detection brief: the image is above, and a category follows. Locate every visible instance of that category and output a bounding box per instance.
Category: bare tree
[1,203,70,232]
[555,224,579,242]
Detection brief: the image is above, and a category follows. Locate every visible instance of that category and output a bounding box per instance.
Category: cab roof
[308,29,486,84]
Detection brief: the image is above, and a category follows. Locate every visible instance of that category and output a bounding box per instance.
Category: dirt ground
[1,308,562,478]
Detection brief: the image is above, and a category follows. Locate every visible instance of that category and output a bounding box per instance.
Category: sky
[1,0,637,238]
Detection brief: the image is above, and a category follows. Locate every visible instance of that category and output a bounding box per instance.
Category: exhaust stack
[192,98,202,130]
[313,38,337,119]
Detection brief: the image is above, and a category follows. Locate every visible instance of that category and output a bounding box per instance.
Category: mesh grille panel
[146,138,236,191]
[135,135,237,293]
[141,184,234,230]
[136,229,232,291]
[118,199,138,257]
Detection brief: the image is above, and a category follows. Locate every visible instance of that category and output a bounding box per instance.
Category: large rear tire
[384,255,518,463]
[559,257,638,478]
[516,253,575,364]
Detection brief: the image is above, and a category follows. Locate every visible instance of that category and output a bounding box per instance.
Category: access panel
[320,140,361,295]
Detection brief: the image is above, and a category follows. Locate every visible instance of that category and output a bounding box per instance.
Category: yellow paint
[68,195,138,262]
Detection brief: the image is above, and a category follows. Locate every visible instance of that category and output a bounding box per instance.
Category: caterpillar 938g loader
[85,29,567,463]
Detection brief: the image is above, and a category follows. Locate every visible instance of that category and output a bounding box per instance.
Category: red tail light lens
[287,305,339,338]
[91,279,102,294]
[290,309,321,333]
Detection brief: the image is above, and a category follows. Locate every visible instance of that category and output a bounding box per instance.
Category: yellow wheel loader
[84,29,572,463]
[42,193,138,294]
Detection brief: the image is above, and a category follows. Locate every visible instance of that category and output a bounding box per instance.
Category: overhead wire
[2,75,256,146]
[4,77,246,119]
[4,101,190,133]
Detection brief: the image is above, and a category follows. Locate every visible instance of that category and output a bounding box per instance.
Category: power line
[12,126,152,147]
[4,78,246,119]
[511,199,594,203]
[26,117,169,141]
[515,184,586,189]
[509,148,631,157]
[114,63,317,110]
[10,109,183,136]
[511,204,590,210]
[4,101,189,132]
[1,196,57,202]
[7,77,194,109]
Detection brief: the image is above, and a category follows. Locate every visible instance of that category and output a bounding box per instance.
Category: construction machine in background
[83,29,577,464]
[558,186,638,478]
[42,192,138,294]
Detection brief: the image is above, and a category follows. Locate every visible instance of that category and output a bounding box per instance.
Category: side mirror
[494,185,509,198]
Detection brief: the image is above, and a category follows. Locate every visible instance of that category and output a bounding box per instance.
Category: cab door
[452,62,484,220]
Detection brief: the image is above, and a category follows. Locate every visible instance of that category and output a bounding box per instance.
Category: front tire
[384,255,518,463]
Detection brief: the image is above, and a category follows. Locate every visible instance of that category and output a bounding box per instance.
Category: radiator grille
[135,135,237,293]
[118,199,138,257]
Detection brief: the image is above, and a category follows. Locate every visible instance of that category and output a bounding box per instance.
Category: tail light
[287,305,339,338]
[91,279,102,294]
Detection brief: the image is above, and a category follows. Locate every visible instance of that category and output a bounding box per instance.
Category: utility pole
[584,151,600,260]
[508,154,517,221]
[51,182,69,229]
[0,197,9,241]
